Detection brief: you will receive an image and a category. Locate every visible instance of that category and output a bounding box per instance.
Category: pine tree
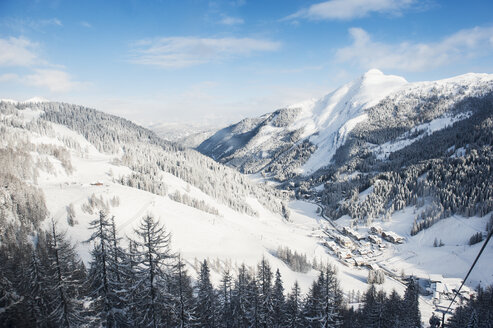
[124,239,140,326]
[107,215,130,326]
[362,284,379,328]
[219,268,234,328]
[339,306,360,328]
[247,276,260,328]
[318,265,342,328]
[285,281,303,328]
[271,269,286,327]
[447,285,493,328]
[85,211,119,327]
[303,272,324,327]
[383,289,403,328]
[231,264,251,328]
[46,220,85,327]
[195,260,217,328]
[0,258,25,327]
[402,278,421,328]
[24,249,51,327]
[256,257,274,327]
[172,254,195,328]
[129,215,175,328]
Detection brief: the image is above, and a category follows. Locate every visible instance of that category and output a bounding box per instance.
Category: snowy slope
[3,100,492,327]
[293,69,407,174]
[198,70,493,180]
[0,101,323,292]
[0,101,428,294]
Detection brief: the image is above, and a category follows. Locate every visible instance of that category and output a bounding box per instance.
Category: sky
[1,0,493,126]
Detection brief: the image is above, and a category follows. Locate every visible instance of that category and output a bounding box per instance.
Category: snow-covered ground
[380,207,493,286]
[5,104,492,327]
[25,118,320,292]
[33,124,476,326]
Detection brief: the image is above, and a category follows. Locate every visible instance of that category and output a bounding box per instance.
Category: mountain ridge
[197,70,493,181]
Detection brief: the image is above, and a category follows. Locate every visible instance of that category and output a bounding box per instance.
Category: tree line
[0,211,484,327]
[1,211,492,327]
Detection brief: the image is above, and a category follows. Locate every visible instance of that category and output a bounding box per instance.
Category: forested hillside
[308,92,493,234]
[199,72,493,235]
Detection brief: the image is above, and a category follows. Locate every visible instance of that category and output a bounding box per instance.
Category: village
[319,218,474,311]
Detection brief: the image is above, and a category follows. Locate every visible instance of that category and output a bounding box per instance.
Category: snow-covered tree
[271,269,286,327]
[195,260,217,328]
[129,215,175,328]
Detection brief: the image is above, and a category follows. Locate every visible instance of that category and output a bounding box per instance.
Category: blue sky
[1,0,493,125]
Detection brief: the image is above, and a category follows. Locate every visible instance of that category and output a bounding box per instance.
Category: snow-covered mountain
[2,94,493,324]
[196,69,493,309]
[0,101,326,289]
[146,121,218,147]
[198,69,493,180]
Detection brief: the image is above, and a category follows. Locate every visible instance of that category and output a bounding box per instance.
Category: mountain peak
[363,68,384,77]
[358,68,407,86]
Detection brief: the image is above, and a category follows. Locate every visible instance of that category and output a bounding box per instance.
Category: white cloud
[130,37,281,68]
[219,16,244,25]
[0,37,39,67]
[80,21,92,28]
[336,26,493,71]
[286,0,414,21]
[2,17,62,32]
[39,18,62,27]
[0,73,19,82]
[0,36,86,93]
[25,69,82,93]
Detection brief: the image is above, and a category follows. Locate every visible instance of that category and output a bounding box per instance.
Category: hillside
[197,70,493,310]
[0,101,324,288]
[1,96,492,326]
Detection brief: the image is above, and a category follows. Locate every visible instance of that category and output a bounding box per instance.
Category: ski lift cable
[441,226,493,327]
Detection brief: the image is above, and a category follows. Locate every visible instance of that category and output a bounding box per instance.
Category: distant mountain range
[198,69,493,182]
[2,72,493,323]
[146,121,218,147]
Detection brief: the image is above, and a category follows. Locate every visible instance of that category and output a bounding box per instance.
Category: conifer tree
[257,257,274,327]
[303,271,324,327]
[172,254,195,328]
[129,215,175,328]
[219,268,234,328]
[361,284,378,328]
[85,211,117,327]
[195,260,217,328]
[231,263,251,328]
[247,276,260,328]
[384,289,403,328]
[447,285,493,328]
[285,281,303,328]
[271,269,286,327]
[124,239,139,326]
[402,278,421,328]
[24,249,51,326]
[318,265,342,328]
[46,220,85,327]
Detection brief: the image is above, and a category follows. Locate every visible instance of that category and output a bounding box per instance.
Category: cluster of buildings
[323,224,406,267]
[410,274,474,305]
[369,225,405,244]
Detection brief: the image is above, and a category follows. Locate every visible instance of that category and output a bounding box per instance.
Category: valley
[1,69,493,327]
